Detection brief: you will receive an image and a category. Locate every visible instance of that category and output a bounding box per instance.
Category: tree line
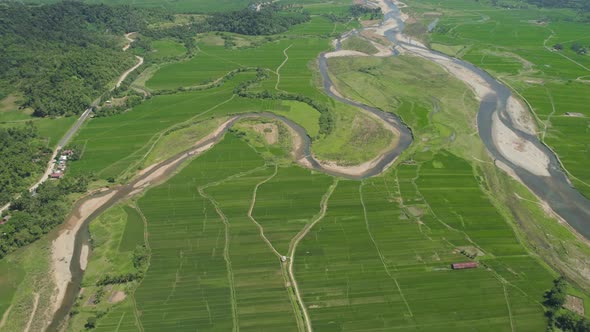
[143,4,310,41]
[544,277,590,331]
[234,68,334,137]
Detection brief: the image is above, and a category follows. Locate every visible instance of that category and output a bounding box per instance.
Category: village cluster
[50,149,74,180]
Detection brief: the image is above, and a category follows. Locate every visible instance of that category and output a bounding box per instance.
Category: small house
[63,150,74,156]
[59,155,67,161]
[451,262,478,270]
[50,172,63,179]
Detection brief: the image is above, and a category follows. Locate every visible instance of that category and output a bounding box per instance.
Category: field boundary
[286,178,338,332]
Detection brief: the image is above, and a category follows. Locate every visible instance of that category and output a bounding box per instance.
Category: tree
[544,277,567,308]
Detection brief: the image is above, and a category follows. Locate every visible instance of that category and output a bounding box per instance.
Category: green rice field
[3,0,590,330]
[407,0,590,197]
[84,131,556,331]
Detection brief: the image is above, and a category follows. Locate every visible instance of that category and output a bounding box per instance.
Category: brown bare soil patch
[361,19,380,27]
[0,94,19,112]
[406,206,424,217]
[360,30,391,46]
[109,290,127,304]
[253,123,279,145]
[563,295,584,316]
[565,295,585,315]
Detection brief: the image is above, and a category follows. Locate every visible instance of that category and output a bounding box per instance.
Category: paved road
[1,34,142,216]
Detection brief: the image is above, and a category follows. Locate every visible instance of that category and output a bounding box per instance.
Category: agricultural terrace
[149,39,187,60]
[79,50,588,330]
[404,0,590,197]
[68,23,394,180]
[81,129,558,331]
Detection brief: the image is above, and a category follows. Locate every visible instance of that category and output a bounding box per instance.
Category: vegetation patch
[342,36,379,54]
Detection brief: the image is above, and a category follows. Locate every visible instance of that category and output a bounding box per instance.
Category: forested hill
[0,1,168,117]
[525,0,590,10]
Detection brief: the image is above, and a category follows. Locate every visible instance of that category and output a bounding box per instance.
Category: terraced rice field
[88,130,555,331]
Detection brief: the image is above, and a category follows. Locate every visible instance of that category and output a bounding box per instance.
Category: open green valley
[0,0,589,331]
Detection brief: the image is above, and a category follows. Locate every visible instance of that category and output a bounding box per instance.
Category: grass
[68,26,398,180]
[129,134,267,331]
[0,238,56,332]
[0,260,24,318]
[341,36,379,55]
[119,206,145,252]
[142,116,229,167]
[272,100,321,138]
[149,39,187,60]
[67,204,144,332]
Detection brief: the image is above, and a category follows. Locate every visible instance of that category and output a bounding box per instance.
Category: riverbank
[50,190,116,318]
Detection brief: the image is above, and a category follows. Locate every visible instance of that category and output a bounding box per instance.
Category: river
[47,1,590,329]
[376,0,590,240]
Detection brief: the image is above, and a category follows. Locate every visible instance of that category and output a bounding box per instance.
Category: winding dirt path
[286,179,338,332]
[275,45,293,92]
[24,293,40,332]
[116,56,144,88]
[247,165,282,258]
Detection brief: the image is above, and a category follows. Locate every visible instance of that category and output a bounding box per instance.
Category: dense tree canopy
[206,4,309,35]
[0,1,169,117]
[144,4,310,40]
[525,0,590,11]
[0,124,49,205]
[0,174,89,258]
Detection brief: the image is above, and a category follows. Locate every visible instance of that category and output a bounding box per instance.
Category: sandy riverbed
[380,0,548,178]
[325,50,369,58]
[492,113,550,177]
[51,191,116,315]
[79,244,89,271]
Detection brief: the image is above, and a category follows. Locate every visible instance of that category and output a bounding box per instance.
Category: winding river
[377,0,590,240]
[48,1,590,329]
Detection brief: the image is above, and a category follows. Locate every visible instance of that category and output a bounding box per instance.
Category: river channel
[48,1,590,329]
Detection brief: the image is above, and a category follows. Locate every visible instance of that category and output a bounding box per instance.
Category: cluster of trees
[0,175,89,258]
[95,245,149,286]
[553,42,588,55]
[234,69,334,137]
[544,277,590,331]
[93,93,144,117]
[144,4,309,40]
[0,124,49,206]
[349,4,382,20]
[324,5,382,23]
[571,42,588,55]
[524,0,590,11]
[205,4,309,35]
[96,272,142,286]
[0,1,170,117]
